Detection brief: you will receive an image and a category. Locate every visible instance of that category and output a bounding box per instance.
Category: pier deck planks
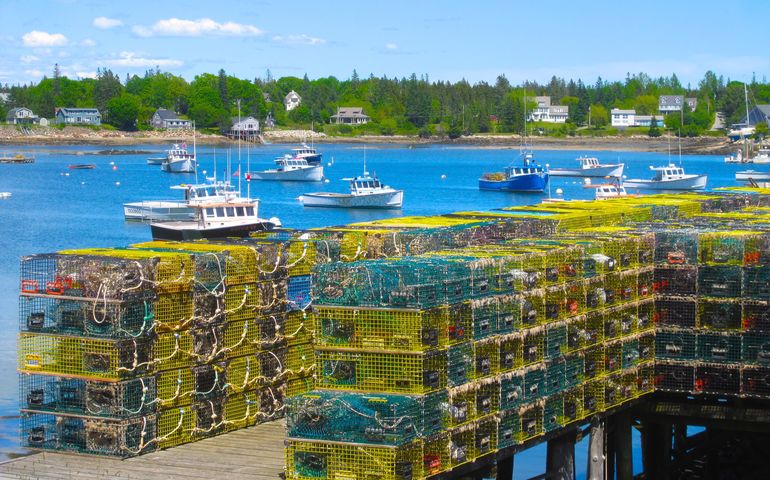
[0,419,285,480]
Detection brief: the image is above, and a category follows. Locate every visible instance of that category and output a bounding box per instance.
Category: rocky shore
[0,125,736,154]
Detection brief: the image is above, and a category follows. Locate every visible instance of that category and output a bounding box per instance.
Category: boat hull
[623,175,707,191]
[549,164,624,178]
[250,166,324,181]
[147,157,165,165]
[161,159,196,173]
[736,170,770,181]
[478,173,549,192]
[123,202,194,221]
[150,221,274,240]
[300,190,403,208]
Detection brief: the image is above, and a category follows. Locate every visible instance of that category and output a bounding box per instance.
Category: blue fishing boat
[478,150,549,192]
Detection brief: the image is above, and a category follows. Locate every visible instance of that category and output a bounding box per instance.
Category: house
[55,108,101,126]
[611,109,636,128]
[284,90,301,111]
[150,109,192,129]
[6,107,39,125]
[740,105,770,128]
[659,96,698,114]
[264,112,275,129]
[528,96,569,123]
[330,107,370,125]
[230,116,260,138]
[635,115,662,127]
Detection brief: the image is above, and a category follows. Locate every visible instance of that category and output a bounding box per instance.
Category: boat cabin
[293,146,318,157]
[351,175,384,193]
[168,144,194,158]
[275,155,310,168]
[651,165,686,181]
[578,156,601,168]
[506,166,544,177]
[595,185,627,199]
[200,202,258,223]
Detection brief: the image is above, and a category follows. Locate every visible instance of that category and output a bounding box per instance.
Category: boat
[478,150,549,192]
[123,181,242,221]
[161,143,196,173]
[291,143,322,165]
[250,154,324,181]
[149,199,278,240]
[727,84,755,142]
[590,179,637,200]
[549,156,624,178]
[724,149,743,163]
[0,192,11,199]
[0,154,34,164]
[147,156,166,165]
[300,156,402,208]
[623,164,707,191]
[748,147,770,164]
[68,164,96,169]
[736,169,770,182]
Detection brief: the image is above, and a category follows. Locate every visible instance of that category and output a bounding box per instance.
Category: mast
[193,120,198,182]
[247,142,251,200]
[745,83,750,128]
[237,99,241,194]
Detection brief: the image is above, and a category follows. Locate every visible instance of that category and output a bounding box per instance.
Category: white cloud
[20,55,39,64]
[272,34,326,45]
[24,69,44,77]
[81,39,97,47]
[385,43,398,50]
[133,18,263,37]
[77,71,97,79]
[106,51,183,67]
[93,17,123,29]
[22,31,68,47]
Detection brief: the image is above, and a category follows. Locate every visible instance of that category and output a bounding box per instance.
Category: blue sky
[1,0,768,86]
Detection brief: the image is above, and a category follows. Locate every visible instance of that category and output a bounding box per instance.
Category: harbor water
[0,143,743,475]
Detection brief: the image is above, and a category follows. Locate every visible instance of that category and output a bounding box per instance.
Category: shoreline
[0,126,736,154]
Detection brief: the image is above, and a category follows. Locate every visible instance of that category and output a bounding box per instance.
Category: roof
[332,107,369,117]
[155,108,186,121]
[56,107,100,115]
[741,105,770,124]
[535,96,551,107]
[549,105,568,113]
[285,90,301,100]
[8,107,33,116]
[659,95,684,107]
[611,109,635,115]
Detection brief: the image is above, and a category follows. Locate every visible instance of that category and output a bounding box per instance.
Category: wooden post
[497,455,514,480]
[587,418,606,480]
[641,420,671,479]
[546,430,576,480]
[614,413,633,480]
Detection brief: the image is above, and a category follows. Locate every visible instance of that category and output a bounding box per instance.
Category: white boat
[724,149,743,163]
[0,192,11,199]
[300,160,403,209]
[250,155,324,181]
[147,156,166,165]
[292,143,322,165]
[748,147,770,164]
[623,164,707,191]
[150,199,279,240]
[593,183,635,200]
[736,169,770,182]
[161,143,196,173]
[123,181,241,221]
[549,156,624,178]
[727,125,755,142]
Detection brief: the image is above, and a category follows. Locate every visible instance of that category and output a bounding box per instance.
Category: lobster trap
[694,365,741,395]
[655,329,696,361]
[654,362,694,392]
[653,266,697,296]
[287,275,312,311]
[744,266,770,299]
[655,296,697,329]
[697,332,742,363]
[698,265,743,298]
[742,367,770,397]
[518,403,545,443]
[499,336,523,373]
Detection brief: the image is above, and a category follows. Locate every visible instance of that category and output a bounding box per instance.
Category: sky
[1,0,769,87]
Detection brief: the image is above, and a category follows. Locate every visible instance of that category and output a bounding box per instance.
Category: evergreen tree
[648,116,661,137]
[218,69,229,106]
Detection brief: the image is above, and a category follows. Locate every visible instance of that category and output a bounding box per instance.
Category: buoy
[81,181,85,185]
[583,178,591,185]
[112,165,117,171]
[115,181,121,186]
[441,174,447,180]
[556,188,563,195]
[109,161,115,165]
[327,162,332,166]
[269,216,282,228]
[324,178,330,183]
[65,172,70,176]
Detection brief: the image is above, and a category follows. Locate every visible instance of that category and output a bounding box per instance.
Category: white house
[529,96,569,123]
[230,116,260,138]
[284,90,301,111]
[611,109,636,128]
[151,109,192,129]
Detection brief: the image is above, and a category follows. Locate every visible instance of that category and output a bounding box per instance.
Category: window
[236,207,245,216]
[226,207,235,217]
[206,208,214,216]
[216,207,225,217]
[246,207,254,216]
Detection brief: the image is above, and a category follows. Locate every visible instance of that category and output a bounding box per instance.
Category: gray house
[151,109,192,129]
[55,108,101,126]
[229,116,260,139]
[330,107,370,125]
[6,107,39,125]
[740,105,770,128]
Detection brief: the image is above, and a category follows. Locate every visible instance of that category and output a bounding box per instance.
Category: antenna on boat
[213,147,217,183]
[247,142,251,200]
[363,146,368,176]
[678,129,682,167]
[237,99,241,194]
[193,120,198,183]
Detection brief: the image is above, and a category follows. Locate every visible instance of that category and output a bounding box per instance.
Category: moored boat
[68,164,96,169]
[250,155,324,181]
[0,154,34,164]
[0,192,11,199]
[147,156,166,165]
[623,164,707,191]
[161,143,196,173]
[736,169,770,182]
[300,164,402,209]
[549,156,624,178]
[478,151,548,192]
[150,199,278,240]
[592,183,636,200]
[123,181,242,221]
[291,143,322,165]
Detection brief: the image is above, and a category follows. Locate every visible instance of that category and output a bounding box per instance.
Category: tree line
[1,66,768,137]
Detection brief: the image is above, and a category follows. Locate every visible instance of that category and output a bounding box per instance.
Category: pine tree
[218,69,228,106]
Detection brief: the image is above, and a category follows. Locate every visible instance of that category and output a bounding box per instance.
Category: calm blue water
[0,143,742,471]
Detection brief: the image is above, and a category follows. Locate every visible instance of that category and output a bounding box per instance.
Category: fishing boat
[123,180,242,221]
[291,143,322,165]
[736,169,770,182]
[146,156,166,165]
[161,143,196,173]
[300,155,402,208]
[748,147,770,164]
[68,164,96,169]
[623,164,707,191]
[549,156,624,178]
[724,149,743,163]
[250,155,324,181]
[478,150,549,192]
[150,199,279,240]
[727,85,755,142]
[590,179,636,200]
[0,153,34,164]
[0,192,11,199]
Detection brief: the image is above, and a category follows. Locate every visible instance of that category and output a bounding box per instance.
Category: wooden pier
[0,420,285,480]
